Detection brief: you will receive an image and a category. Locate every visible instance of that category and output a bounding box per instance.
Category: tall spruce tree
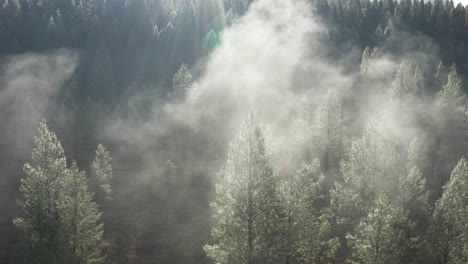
[60,162,104,264]
[279,161,338,263]
[204,112,282,264]
[428,157,468,264]
[172,63,193,99]
[332,114,404,227]
[14,120,68,264]
[313,89,344,183]
[348,195,405,264]
[91,144,113,203]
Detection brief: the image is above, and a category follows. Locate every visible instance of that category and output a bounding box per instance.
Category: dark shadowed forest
[0,0,468,263]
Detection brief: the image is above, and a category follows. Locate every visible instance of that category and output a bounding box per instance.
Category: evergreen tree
[435,64,465,113]
[91,144,113,202]
[279,161,338,263]
[172,63,193,99]
[14,120,68,264]
[434,61,448,93]
[204,113,282,264]
[332,114,404,227]
[390,61,423,101]
[14,120,104,264]
[428,157,468,264]
[361,47,381,78]
[434,64,467,192]
[348,195,405,264]
[313,89,344,185]
[396,140,430,262]
[203,29,219,54]
[60,162,104,264]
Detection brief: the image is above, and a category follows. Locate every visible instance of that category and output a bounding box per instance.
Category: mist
[0,50,78,159]
[1,0,468,263]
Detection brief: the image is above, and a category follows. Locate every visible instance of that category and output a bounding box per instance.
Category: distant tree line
[313,0,468,75]
[0,0,244,102]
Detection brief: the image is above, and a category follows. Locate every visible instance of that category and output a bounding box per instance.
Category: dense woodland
[1,0,468,263]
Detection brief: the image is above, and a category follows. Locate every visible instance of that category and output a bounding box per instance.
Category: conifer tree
[390,61,423,102]
[279,161,338,263]
[396,140,430,262]
[204,113,282,264]
[434,64,467,191]
[15,120,104,264]
[313,89,344,181]
[332,114,404,227]
[60,162,104,264]
[91,144,113,202]
[428,158,468,264]
[435,64,465,114]
[172,63,193,99]
[348,195,404,264]
[14,120,68,264]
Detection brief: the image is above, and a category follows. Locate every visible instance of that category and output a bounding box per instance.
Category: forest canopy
[0,0,468,263]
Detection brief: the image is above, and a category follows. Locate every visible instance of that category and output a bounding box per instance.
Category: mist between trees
[0,0,468,263]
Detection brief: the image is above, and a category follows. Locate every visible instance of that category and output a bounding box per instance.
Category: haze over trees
[0,0,468,263]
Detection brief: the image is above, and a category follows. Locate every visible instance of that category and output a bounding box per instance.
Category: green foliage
[332,114,404,226]
[332,117,431,262]
[313,89,344,178]
[91,144,113,201]
[279,161,339,263]
[348,195,404,264]
[204,112,282,264]
[391,61,423,101]
[435,64,466,113]
[428,157,468,264]
[14,120,68,263]
[14,120,104,264]
[60,162,104,264]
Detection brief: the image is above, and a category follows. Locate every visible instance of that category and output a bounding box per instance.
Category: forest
[0,0,468,263]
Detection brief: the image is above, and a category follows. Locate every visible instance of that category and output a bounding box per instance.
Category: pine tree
[390,61,423,102]
[279,161,338,263]
[396,140,430,262]
[389,61,425,131]
[434,64,467,192]
[172,63,193,99]
[204,113,282,264]
[14,120,104,264]
[332,114,404,227]
[435,64,465,113]
[361,47,381,78]
[313,89,344,181]
[91,144,113,203]
[289,97,314,164]
[348,195,405,264]
[203,29,219,54]
[60,162,104,264]
[428,157,468,264]
[14,120,68,264]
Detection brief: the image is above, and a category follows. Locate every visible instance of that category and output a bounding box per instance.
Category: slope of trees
[14,120,109,264]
